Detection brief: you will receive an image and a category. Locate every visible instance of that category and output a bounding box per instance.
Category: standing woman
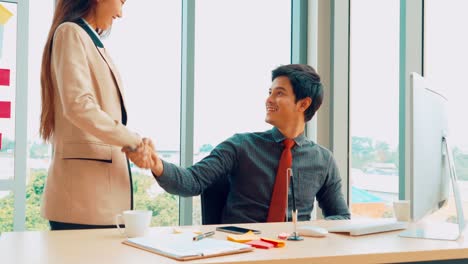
[39,0,144,230]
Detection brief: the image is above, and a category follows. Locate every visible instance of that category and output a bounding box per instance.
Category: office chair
[201,176,230,225]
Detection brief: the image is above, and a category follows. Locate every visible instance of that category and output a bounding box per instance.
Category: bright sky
[350,0,468,151]
[102,0,288,151]
[424,0,468,151]
[2,0,468,153]
[350,0,400,148]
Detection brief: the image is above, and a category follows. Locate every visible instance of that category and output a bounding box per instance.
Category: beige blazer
[41,21,141,225]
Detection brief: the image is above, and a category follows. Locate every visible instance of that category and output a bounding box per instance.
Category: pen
[290,172,296,212]
[288,169,303,241]
[193,231,215,241]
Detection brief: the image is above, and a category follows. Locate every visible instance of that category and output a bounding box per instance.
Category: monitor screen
[406,72,449,221]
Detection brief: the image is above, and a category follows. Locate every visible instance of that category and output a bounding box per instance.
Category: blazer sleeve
[52,24,141,149]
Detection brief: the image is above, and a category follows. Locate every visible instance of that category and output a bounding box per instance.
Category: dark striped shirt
[156,127,350,223]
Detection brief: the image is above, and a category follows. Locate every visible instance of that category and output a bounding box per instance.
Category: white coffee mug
[393,200,411,222]
[115,210,152,238]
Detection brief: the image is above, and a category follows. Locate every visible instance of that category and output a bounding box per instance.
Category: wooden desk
[1,220,467,264]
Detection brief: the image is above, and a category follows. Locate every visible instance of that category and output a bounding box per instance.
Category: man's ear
[298,97,312,112]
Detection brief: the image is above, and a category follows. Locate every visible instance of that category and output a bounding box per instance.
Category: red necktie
[267,138,295,222]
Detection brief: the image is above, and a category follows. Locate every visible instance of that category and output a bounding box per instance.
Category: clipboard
[122,232,254,261]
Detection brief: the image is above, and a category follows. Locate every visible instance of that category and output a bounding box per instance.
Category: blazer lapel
[96,47,128,125]
[96,47,126,99]
[74,19,129,124]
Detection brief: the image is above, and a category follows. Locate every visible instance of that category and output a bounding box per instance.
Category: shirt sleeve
[154,135,240,197]
[316,155,351,220]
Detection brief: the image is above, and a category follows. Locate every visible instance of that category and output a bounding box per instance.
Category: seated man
[126,64,350,223]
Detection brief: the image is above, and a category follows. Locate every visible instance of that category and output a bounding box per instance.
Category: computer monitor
[400,72,465,240]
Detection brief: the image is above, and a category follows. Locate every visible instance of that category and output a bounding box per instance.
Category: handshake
[122,138,163,176]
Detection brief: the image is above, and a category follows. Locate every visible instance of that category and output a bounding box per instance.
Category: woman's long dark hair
[40,0,95,141]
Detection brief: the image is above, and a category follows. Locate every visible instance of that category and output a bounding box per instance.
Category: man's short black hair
[271,64,324,122]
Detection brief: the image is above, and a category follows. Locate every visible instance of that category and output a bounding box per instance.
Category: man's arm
[316,155,351,220]
[136,137,239,197]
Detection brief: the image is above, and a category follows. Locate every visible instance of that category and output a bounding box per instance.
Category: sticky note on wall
[0,25,3,59]
[0,68,10,86]
[0,4,13,25]
[0,101,11,118]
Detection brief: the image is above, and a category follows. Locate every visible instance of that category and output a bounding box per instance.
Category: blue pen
[288,168,304,241]
[193,231,215,241]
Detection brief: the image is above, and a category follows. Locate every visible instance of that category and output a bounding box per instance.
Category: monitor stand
[399,137,466,241]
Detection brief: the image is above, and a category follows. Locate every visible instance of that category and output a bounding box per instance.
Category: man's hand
[122,138,154,169]
[122,138,164,176]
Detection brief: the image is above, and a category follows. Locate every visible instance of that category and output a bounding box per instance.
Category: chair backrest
[201,177,230,225]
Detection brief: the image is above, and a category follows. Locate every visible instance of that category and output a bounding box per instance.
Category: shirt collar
[76,18,104,48]
[271,127,307,147]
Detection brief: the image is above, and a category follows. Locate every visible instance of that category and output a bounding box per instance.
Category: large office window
[349,0,400,218]
[24,0,54,231]
[0,1,18,232]
[424,0,468,222]
[192,0,291,224]
[3,1,304,231]
[105,1,182,226]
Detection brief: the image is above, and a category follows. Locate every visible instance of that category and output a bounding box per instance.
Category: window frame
[179,0,309,225]
[0,0,29,231]
[316,0,424,216]
[12,0,429,229]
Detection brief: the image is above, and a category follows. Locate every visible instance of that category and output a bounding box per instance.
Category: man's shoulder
[304,141,334,160]
[217,130,274,151]
[229,130,274,141]
[312,142,332,154]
